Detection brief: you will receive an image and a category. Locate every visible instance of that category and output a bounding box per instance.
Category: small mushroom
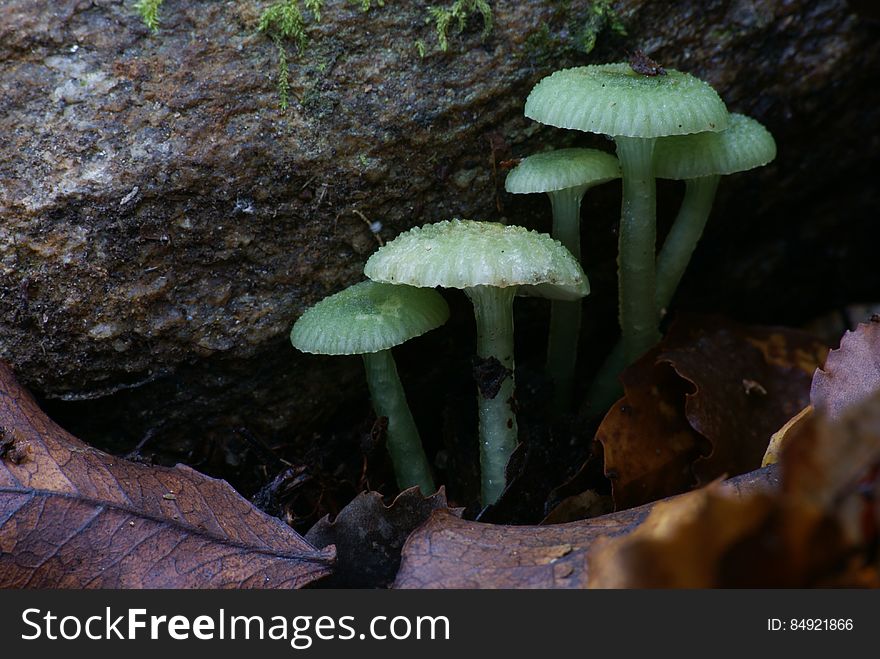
[524,62,729,365]
[505,148,620,413]
[653,113,777,309]
[364,219,588,505]
[290,280,448,494]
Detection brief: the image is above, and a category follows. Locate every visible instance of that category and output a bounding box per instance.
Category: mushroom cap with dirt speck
[524,63,729,139]
[653,113,777,180]
[504,148,621,194]
[290,280,449,356]
[364,219,589,301]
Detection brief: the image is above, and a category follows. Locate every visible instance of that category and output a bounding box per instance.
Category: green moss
[426,0,493,53]
[257,1,330,109]
[523,1,627,64]
[523,22,557,65]
[258,1,312,52]
[578,0,627,54]
[135,0,164,32]
[349,0,385,10]
[131,0,490,109]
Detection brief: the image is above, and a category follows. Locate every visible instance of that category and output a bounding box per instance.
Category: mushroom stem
[585,175,721,418]
[362,350,435,494]
[465,285,518,505]
[546,187,587,414]
[549,187,585,261]
[655,175,720,310]
[616,135,661,364]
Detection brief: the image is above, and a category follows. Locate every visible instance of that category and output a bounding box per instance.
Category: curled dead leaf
[306,486,456,588]
[660,316,825,483]
[596,315,824,511]
[393,467,777,589]
[0,362,334,588]
[596,348,706,510]
[590,387,880,588]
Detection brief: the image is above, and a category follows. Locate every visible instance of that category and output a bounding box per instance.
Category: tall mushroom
[524,62,729,366]
[364,219,588,505]
[584,113,777,417]
[290,280,448,494]
[505,148,620,413]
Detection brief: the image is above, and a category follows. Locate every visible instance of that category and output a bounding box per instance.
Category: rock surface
[0,1,878,481]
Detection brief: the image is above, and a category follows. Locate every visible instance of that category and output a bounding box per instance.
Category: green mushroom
[364,219,588,505]
[654,113,777,309]
[505,148,620,414]
[524,63,729,366]
[585,113,777,417]
[291,280,448,494]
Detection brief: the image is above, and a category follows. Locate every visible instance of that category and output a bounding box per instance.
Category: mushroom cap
[653,113,777,179]
[524,63,729,139]
[504,148,621,195]
[290,280,449,356]
[364,219,589,301]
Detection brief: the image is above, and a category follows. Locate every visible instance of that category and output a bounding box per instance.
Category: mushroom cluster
[289,53,775,509]
[292,220,587,506]
[509,57,775,416]
[365,219,587,504]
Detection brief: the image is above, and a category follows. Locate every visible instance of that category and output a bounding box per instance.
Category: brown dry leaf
[763,320,880,470]
[305,486,456,588]
[588,391,880,588]
[392,467,777,589]
[541,489,613,525]
[0,362,334,588]
[595,316,823,510]
[660,316,826,484]
[811,318,880,421]
[588,486,850,588]
[596,348,706,510]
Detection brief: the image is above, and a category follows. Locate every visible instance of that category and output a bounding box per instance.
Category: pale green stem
[362,350,435,494]
[465,285,518,505]
[546,186,588,415]
[655,175,720,311]
[585,174,721,418]
[616,136,660,364]
[548,186,586,262]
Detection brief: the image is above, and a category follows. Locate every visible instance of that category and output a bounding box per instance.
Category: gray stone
[0,0,877,464]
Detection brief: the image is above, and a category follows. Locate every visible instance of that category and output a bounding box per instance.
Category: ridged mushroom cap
[524,63,729,139]
[653,113,777,179]
[364,219,589,301]
[504,148,621,195]
[290,280,449,355]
